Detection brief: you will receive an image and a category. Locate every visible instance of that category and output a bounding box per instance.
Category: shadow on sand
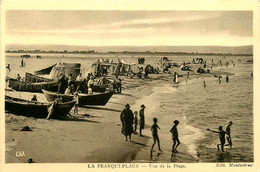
[150,151,162,160]
[118,93,138,99]
[81,106,121,113]
[56,115,100,123]
[131,140,146,147]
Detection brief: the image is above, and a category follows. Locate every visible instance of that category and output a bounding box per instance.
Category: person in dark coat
[120,104,134,141]
[139,104,146,136]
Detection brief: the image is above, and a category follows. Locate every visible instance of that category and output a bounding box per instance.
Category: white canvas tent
[34,62,81,80]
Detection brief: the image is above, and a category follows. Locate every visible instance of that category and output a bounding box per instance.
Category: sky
[5,10,253,46]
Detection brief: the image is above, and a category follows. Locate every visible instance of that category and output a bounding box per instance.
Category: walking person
[218,75,222,84]
[226,75,229,82]
[207,126,228,152]
[225,121,233,148]
[139,104,146,136]
[186,71,190,83]
[175,73,179,86]
[170,120,180,153]
[203,81,206,88]
[150,118,162,152]
[173,72,176,83]
[120,104,134,141]
[6,64,11,72]
[20,58,24,67]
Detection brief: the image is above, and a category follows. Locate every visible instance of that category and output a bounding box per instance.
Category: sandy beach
[5,72,162,163]
[5,53,253,163]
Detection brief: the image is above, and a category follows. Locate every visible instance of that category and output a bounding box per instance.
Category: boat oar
[46,101,56,120]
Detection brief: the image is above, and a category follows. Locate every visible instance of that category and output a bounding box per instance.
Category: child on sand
[31,95,38,102]
[133,111,138,134]
[170,120,180,153]
[226,75,229,82]
[207,126,227,152]
[151,118,162,152]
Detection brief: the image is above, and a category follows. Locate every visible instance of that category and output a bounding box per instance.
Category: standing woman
[139,104,146,136]
[120,104,134,141]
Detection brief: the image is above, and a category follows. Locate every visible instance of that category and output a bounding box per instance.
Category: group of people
[120,103,234,156]
[120,104,146,141]
[58,72,123,95]
[119,103,181,155]
[213,74,229,84]
[207,121,233,152]
[138,57,146,64]
[192,58,204,64]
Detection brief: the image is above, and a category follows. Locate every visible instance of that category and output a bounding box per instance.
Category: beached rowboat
[25,72,107,93]
[8,78,59,93]
[42,89,114,106]
[5,95,75,119]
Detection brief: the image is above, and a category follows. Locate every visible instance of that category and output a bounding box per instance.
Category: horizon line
[6,43,253,48]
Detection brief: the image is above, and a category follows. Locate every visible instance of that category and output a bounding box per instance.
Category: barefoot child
[151,118,162,152]
[170,120,180,153]
[225,121,233,148]
[207,126,227,152]
[133,111,138,134]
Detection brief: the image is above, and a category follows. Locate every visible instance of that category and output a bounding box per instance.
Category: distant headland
[5,44,253,56]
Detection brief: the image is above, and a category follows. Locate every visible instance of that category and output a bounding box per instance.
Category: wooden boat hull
[8,78,59,93]
[42,89,114,106]
[5,96,75,118]
[24,73,107,93]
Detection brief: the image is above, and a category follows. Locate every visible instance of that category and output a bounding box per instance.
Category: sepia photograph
[1,0,259,171]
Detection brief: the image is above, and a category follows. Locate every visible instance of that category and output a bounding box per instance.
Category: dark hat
[125,104,130,108]
[141,104,146,108]
[228,121,233,125]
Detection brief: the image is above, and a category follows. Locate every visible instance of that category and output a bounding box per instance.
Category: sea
[5,52,253,162]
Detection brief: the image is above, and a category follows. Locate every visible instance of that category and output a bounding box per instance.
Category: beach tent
[110,57,121,64]
[86,59,121,76]
[49,62,81,79]
[34,62,81,80]
[120,58,135,73]
[34,64,56,75]
[86,59,101,76]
